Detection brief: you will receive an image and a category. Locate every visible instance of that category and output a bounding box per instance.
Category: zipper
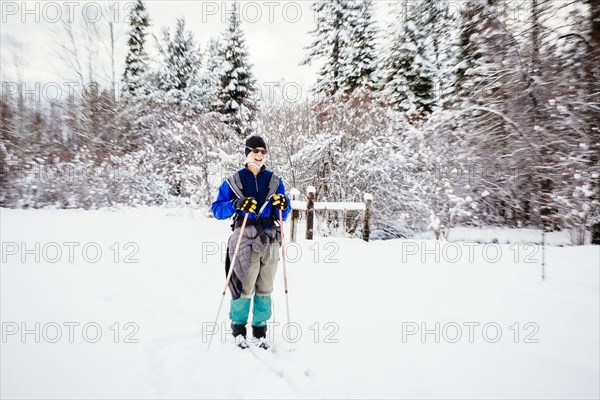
[254,175,260,217]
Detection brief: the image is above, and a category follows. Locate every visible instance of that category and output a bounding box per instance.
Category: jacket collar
[244,164,266,175]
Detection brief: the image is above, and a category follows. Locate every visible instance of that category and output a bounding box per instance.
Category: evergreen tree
[453,0,501,104]
[139,18,205,197]
[343,0,379,92]
[301,0,348,97]
[156,18,201,96]
[203,37,226,113]
[380,2,436,119]
[218,2,258,138]
[302,0,379,98]
[424,0,458,106]
[122,0,150,95]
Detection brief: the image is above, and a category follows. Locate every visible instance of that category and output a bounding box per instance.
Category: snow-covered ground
[1,207,598,399]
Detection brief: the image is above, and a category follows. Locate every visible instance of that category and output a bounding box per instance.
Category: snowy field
[1,207,598,399]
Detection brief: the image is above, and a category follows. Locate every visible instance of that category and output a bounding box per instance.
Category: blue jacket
[212,165,291,223]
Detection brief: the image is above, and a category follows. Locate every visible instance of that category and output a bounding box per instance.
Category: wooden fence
[288,186,373,242]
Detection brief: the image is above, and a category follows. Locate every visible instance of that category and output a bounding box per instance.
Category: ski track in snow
[143,329,314,398]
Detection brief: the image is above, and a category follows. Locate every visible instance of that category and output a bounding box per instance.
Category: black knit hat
[245,136,267,156]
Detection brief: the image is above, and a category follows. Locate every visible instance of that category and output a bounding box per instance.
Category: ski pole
[279,209,291,331]
[207,213,249,350]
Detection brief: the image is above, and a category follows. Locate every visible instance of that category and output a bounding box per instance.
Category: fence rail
[288,187,373,242]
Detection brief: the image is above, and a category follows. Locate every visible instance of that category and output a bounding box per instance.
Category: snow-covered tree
[536,0,600,242]
[217,2,258,138]
[133,18,226,198]
[257,86,316,188]
[202,37,227,114]
[302,0,349,97]
[426,0,459,106]
[122,0,150,95]
[582,0,600,244]
[156,18,201,96]
[404,111,479,239]
[379,1,437,119]
[302,0,378,97]
[343,0,379,92]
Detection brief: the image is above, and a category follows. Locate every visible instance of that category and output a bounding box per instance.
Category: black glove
[272,194,288,210]
[235,197,257,213]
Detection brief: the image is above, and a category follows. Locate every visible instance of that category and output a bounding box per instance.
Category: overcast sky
[1,1,395,101]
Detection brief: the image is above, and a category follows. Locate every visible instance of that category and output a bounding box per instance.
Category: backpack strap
[225,172,245,231]
[266,172,281,199]
[225,172,245,199]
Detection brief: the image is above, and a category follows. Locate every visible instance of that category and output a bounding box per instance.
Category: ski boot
[232,323,249,350]
[252,325,270,350]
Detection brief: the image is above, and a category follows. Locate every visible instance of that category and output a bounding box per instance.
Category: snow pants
[225,225,280,327]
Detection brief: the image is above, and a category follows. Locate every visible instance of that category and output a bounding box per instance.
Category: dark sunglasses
[247,147,268,155]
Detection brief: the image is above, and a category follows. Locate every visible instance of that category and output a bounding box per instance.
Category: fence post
[306,186,316,240]
[345,209,354,234]
[362,193,372,242]
[289,188,300,242]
